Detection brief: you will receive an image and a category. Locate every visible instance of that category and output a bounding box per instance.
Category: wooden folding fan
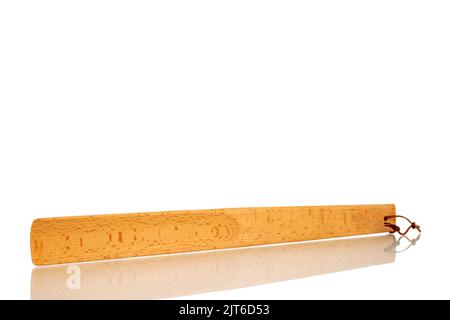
[30,204,420,266]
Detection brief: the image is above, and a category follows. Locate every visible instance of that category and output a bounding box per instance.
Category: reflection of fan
[31,234,397,299]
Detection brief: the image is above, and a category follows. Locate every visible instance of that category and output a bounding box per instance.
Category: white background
[0,1,449,299]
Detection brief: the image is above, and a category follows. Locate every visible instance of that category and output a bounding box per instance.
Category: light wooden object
[30,204,395,265]
[31,234,395,299]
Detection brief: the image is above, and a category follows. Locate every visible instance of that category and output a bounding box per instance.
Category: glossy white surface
[31,234,397,299]
[0,1,449,299]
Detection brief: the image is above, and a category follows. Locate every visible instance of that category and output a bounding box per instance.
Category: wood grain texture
[30,204,395,265]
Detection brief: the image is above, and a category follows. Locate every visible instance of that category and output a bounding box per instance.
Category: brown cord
[384,215,421,236]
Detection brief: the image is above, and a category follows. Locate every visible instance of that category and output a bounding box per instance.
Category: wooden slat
[30,204,395,265]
